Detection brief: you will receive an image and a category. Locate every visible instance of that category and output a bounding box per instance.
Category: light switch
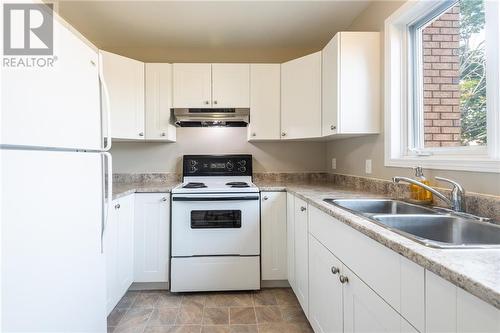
[331,158,337,170]
[365,159,372,174]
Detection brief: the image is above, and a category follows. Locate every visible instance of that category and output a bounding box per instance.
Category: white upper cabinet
[100,50,145,140]
[248,64,281,141]
[212,64,250,108]
[172,63,212,108]
[261,192,287,281]
[281,51,322,140]
[145,63,176,142]
[322,32,380,137]
[2,17,101,150]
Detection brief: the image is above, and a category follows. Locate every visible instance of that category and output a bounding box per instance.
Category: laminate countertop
[113,180,500,309]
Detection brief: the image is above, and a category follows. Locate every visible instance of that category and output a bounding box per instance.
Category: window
[385,0,499,172]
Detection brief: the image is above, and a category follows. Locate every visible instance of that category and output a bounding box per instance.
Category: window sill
[385,156,500,173]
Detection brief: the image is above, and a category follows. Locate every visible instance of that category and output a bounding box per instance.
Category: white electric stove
[170,155,261,292]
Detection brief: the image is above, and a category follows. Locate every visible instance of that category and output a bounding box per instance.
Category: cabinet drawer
[309,206,401,310]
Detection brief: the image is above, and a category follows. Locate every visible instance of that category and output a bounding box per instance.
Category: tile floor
[108,288,313,333]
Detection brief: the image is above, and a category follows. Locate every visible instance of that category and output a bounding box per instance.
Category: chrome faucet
[392,176,466,212]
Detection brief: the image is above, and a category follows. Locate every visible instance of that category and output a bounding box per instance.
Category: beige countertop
[114,180,500,309]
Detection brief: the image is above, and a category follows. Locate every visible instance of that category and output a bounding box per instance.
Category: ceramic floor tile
[252,290,277,306]
[116,291,139,309]
[280,306,308,323]
[254,306,283,324]
[133,292,162,309]
[108,307,128,326]
[206,293,253,307]
[229,307,256,325]
[228,325,258,333]
[202,307,229,325]
[273,289,299,306]
[201,325,230,333]
[147,307,179,327]
[176,303,204,325]
[157,293,183,308]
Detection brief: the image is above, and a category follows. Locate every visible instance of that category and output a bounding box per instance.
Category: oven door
[171,193,260,256]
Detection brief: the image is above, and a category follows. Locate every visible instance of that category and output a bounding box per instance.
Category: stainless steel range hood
[173,108,249,127]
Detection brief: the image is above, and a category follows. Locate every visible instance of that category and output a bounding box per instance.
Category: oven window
[191,210,242,229]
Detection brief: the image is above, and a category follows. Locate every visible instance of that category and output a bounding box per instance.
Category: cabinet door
[457,287,500,333]
[261,192,287,280]
[134,193,170,282]
[212,64,250,108]
[322,33,339,136]
[281,51,322,140]
[145,63,176,142]
[426,271,457,333]
[286,193,296,291]
[308,235,343,333]
[294,197,309,315]
[117,194,134,297]
[105,200,119,315]
[172,63,212,108]
[100,50,145,140]
[343,265,402,333]
[2,17,101,150]
[248,64,281,140]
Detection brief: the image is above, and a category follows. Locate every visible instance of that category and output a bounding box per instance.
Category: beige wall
[111,127,326,174]
[325,1,500,196]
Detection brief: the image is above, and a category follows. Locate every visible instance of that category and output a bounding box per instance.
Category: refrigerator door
[1,11,103,150]
[1,149,107,332]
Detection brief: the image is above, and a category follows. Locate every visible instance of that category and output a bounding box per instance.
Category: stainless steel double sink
[324,198,500,249]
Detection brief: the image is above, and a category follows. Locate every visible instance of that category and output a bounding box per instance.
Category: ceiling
[58,1,372,63]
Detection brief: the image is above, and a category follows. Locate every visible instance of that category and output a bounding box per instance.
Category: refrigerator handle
[101,152,113,253]
[99,54,112,152]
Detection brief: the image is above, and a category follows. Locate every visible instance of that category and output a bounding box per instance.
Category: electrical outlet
[331,158,337,170]
[365,159,372,174]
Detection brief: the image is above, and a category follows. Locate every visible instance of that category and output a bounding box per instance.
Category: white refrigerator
[1,10,112,332]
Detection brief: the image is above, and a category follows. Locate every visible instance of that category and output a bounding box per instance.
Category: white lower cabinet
[294,197,309,315]
[105,194,135,315]
[309,235,343,333]
[286,192,296,292]
[134,193,170,283]
[261,192,287,280]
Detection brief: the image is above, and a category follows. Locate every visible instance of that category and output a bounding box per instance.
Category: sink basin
[372,215,500,248]
[324,199,437,215]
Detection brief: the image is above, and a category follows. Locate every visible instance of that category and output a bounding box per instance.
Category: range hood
[174,108,249,127]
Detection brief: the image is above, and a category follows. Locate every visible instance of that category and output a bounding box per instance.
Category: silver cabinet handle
[139,132,144,137]
[162,197,167,202]
[161,132,166,137]
[263,196,268,201]
[204,101,210,105]
[331,125,336,131]
[214,100,218,105]
[90,60,96,66]
[331,266,340,275]
[300,206,306,212]
[114,203,120,209]
[281,132,286,137]
[339,275,349,284]
[251,133,256,137]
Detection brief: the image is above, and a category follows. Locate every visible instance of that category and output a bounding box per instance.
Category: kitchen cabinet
[294,197,309,315]
[322,32,380,137]
[2,17,101,150]
[343,264,403,333]
[309,235,343,333]
[286,192,296,292]
[281,51,322,140]
[100,50,145,140]
[134,193,170,283]
[212,64,250,108]
[105,194,134,315]
[426,271,500,333]
[261,192,287,280]
[248,64,281,141]
[172,63,212,108]
[145,63,176,142]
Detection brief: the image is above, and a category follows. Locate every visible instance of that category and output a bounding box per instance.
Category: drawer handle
[339,275,349,284]
[300,206,306,212]
[331,266,340,275]
[204,101,210,105]
[162,197,167,202]
[281,132,287,137]
[138,132,144,137]
[330,125,336,131]
[161,132,166,137]
[114,203,120,210]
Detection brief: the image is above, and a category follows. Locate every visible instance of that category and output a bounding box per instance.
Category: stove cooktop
[172,177,258,194]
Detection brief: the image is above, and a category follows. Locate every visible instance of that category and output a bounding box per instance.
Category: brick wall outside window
[422,4,461,147]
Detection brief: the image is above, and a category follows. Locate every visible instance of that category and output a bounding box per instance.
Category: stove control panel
[183,155,253,177]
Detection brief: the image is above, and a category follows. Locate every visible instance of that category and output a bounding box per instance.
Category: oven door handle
[172,196,260,201]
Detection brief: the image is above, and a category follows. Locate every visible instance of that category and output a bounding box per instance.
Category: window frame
[384,0,500,173]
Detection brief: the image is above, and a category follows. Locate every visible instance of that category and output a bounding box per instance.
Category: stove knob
[238,160,246,166]
[189,160,197,166]
[238,166,246,173]
[189,166,198,173]
[226,161,234,170]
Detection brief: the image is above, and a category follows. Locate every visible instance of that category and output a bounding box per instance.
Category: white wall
[325,1,500,196]
[111,127,326,174]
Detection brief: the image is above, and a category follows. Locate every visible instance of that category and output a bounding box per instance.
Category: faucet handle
[435,177,465,193]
